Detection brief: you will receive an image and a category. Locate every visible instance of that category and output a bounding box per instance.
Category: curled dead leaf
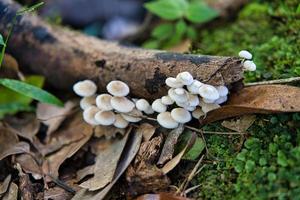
[0,175,11,197]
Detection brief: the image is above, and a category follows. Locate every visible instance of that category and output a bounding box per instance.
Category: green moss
[192,0,300,82]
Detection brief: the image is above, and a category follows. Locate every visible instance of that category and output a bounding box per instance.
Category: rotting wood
[0,0,244,100]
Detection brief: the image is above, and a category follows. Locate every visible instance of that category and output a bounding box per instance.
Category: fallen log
[0,0,244,99]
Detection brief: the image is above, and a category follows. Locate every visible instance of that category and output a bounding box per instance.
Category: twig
[46,174,76,194]
[245,77,300,86]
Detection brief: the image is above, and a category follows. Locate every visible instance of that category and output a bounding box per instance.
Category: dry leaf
[200,85,300,125]
[139,123,156,142]
[136,193,191,200]
[94,125,126,139]
[161,133,196,174]
[158,125,184,166]
[79,128,131,191]
[72,128,143,200]
[0,175,11,196]
[37,101,75,137]
[76,165,95,182]
[16,154,42,179]
[0,142,30,161]
[221,115,256,132]
[44,186,74,200]
[2,182,18,200]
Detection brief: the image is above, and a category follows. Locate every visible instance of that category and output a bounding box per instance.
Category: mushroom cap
[83,106,100,125]
[73,80,97,97]
[110,97,135,113]
[176,71,193,85]
[113,114,129,128]
[202,97,216,104]
[96,94,113,111]
[192,107,205,119]
[95,111,116,125]
[200,101,220,113]
[215,96,228,105]
[80,95,96,110]
[216,86,229,97]
[151,99,167,113]
[144,106,155,115]
[106,80,130,97]
[238,50,252,59]
[188,94,199,107]
[243,60,256,71]
[168,88,188,103]
[135,99,150,111]
[174,88,185,95]
[157,112,179,129]
[121,108,143,122]
[187,80,203,94]
[171,108,192,123]
[165,77,184,88]
[161,95,174,105]
[198,84,220,100]
[184,105,196,112]
[176,101,189,108]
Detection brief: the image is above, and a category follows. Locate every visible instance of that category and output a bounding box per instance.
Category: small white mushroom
[187,80,203,94]
[243,60,256,71]
[80,95,96,110]
[238,50,252,60]
[192,107,205,119]
[113,114,129,128]
[106,80,130,97]
[168,88,188,103]
[110,97,135,113]
[171,108,192,123]
[73,80,97,97]
[121,108,143,122]
[198,84,220,101]
[216,86,229,97]
[174,88,186,95]
[202,98,216,104]
[214,96,228,105]
[161,95,174,105]
[96,94,113,111]
[83,106,100,125]
[200,101,220,114]
[176,71,193,85]
[176,101,189,108]
[184,106,196,112]
[95,110,115,125]
[152,99,167,113]
[165,77,184,88]
[144,106,155,114]
[188,94,199,107]
[135,99,150,112]
[157,112,179,129]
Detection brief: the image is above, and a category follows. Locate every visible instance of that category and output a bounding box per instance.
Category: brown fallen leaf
[221,115,256,132]
[136,193,191,200]
[72,127,143,200]
[79,128,131,191]
[139,123,156,142]
[94,125,126,139]
[157,125,184,166]
[200,85,300,125]
[0,142,30,161]
[16,154,42,179]
[0,126,19,159]
[76,165,95,182]
[44,186,74,200]
[0,54,19,79]
[2,182,18,200]
[161,133,196,174]
[37,101,76,138]
[0,175,11,197]
[15,163,33,200]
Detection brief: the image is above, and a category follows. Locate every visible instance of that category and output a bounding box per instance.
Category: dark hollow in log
[0,0,244,100]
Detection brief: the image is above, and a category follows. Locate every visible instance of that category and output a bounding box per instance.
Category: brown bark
[0,0,244,100]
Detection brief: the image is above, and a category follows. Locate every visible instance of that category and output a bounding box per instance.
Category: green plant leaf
[186,26,197,40]
[144,0,188,20]
[0,34,5,46]
[163,20,187,48]
[16,2,44,15]
[151,23,174,40]
[0,103,33,119]
[0,78,63,106]
[184,137,205,160]
[185,2,219,23]
[143,40,160,49]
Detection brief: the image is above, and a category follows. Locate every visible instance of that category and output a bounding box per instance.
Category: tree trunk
[0,0,244,100]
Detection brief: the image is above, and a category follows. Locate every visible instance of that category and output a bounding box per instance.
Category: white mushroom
[157,112,179,129]
[176,101,189,108]
[184,105,196,112]
[80,95,96,110]
[83,106,100,125]
[214,96,228,105]
[174,88,185,95]
[200,101,220,114]
[171,108,192,123]
[113,114,129,128]
[168,88,188,103]
[96,94,113,111]
[165,77,184,88]
[202,98,216,104]
[144,106,155,115]
[121,108,143,122]
[73,80,97,97]
[151,99,167,113]
[110,97,135,113]
[135,99,150,112]
[188,94,199,107]
[238,50,252,60]
[192,107,205,119]
[216,86,229,97]
[161,95,174,105]
[198,84,220,101]
[243,60,256,71]
[95,110,115,125]
[187,80,203,94]
[106,80,130,97]
[176,71,193,85]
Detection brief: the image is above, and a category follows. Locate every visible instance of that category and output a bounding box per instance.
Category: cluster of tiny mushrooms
[73,50,256,129]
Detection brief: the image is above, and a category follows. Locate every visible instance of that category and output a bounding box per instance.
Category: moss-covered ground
[190,0,300,199]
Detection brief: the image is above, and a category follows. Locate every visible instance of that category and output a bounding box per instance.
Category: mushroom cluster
[238,50,256,71]
[153,71,229,129]
[73,80,144,128]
